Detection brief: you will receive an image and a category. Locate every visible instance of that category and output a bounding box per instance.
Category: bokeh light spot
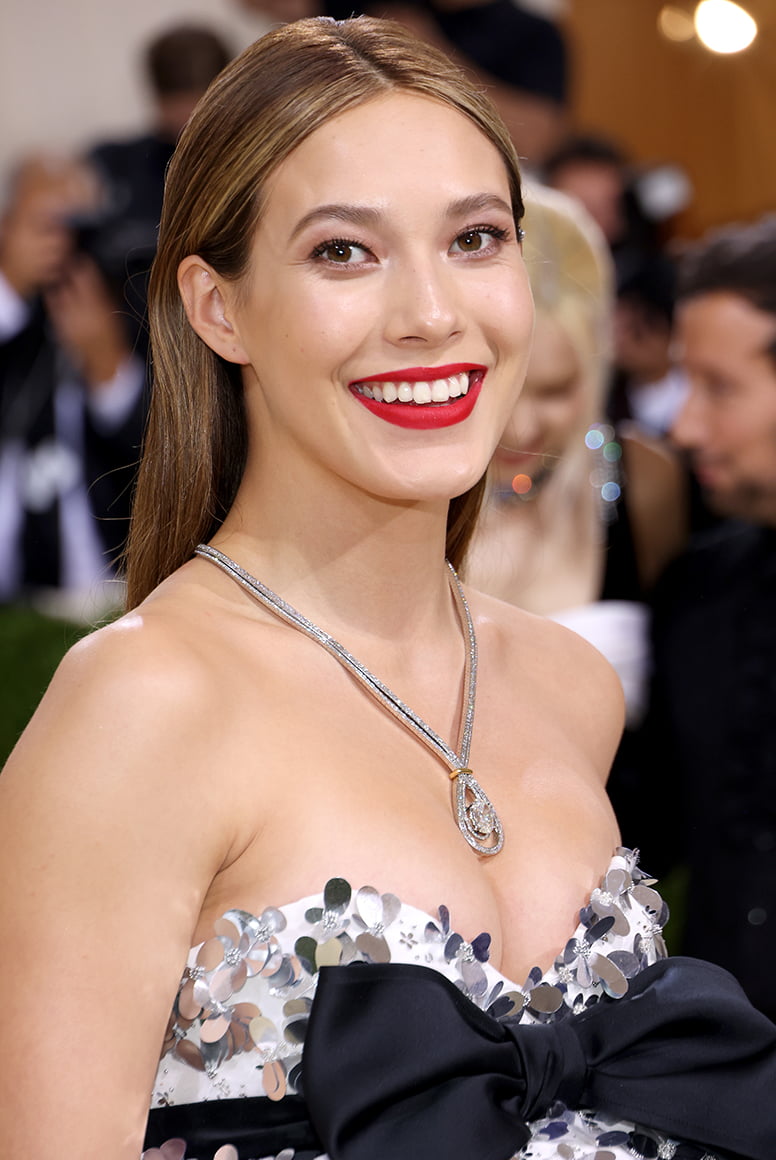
[512,474,533,495]
[658,5,696,41]
[695,0,757,53]
[601,481,622,503]
[585,428,605,450]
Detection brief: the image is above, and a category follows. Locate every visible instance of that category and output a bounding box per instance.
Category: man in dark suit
[637,216,776,1020]
[87,23,233,355]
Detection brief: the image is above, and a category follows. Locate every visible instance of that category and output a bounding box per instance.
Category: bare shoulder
[620,425,688,588]
[621,424,685,501]
[468,583,625,696]
[466,584,625,777]
[10,586,214,773]
[1,563,248,849]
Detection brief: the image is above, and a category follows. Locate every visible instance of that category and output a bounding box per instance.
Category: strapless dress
[141,847,726,1160]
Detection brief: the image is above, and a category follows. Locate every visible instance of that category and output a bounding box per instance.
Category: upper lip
[692,458,720,473]
[350,363,486,385]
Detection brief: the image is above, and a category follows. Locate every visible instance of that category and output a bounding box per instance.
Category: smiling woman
[173,90,532,508]
[127,18,527,597]
[1,15,775,1160]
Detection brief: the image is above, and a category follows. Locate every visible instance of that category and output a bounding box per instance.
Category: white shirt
[0,270,143,613]
[626,367,689,438]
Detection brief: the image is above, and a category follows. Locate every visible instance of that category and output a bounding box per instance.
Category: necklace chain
[195,544,504,856]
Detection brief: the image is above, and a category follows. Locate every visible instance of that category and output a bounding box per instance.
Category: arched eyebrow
[289,193,515,241]
[446,193,515,221]
[290,204,382,241]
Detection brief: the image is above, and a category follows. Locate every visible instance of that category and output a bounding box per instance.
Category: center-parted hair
[124,15,525,608]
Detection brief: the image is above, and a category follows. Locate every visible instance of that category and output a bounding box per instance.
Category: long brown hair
[125,15,524,607]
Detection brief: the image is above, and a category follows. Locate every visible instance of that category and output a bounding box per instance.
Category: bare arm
[0,617,232,1158]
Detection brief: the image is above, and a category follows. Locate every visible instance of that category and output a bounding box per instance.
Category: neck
[213,465,458,645]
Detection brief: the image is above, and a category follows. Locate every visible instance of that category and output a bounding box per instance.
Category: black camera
[67,210,157,354]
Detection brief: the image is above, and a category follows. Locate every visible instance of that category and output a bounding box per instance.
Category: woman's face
[216,90,534,506]
[490,311,586,494]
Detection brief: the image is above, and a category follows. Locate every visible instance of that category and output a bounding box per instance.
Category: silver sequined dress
[145,847,710,1160]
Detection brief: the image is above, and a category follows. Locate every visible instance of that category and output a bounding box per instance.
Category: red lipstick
[349,364,486,431]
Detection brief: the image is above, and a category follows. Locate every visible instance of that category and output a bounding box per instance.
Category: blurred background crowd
[1,0,775,1022]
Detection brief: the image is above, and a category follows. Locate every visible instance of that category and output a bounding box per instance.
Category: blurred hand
[45,254,130,390]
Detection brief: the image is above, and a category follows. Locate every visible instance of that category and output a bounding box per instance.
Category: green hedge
[0,606,94,766]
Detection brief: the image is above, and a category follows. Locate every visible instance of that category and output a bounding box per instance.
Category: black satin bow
[303,956,776,1160]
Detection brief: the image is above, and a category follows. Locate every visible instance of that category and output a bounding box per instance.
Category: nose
[501,396,540,453]
[671,382,705,450]
[384,255,462,347]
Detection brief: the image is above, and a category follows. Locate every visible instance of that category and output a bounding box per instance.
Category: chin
[411,470,487,503]
[378,481,482,507]
[704,483,776,526]
[372,451,489,504]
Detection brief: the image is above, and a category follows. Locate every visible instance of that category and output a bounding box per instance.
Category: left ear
[177,255,250,365]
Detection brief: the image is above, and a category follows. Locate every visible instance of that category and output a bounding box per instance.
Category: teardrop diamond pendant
[451,768,504,855]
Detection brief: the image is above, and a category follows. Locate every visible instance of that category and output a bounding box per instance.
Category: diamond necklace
[195,543,504,856]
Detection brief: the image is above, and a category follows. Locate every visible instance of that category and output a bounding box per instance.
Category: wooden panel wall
[562,0,776,238]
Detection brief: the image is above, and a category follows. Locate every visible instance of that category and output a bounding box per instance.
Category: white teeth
[356,370,475,405]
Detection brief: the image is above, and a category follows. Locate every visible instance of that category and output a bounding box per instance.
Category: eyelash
[310,237,371,264]
[309,223,515,266]
[452,224,511,251]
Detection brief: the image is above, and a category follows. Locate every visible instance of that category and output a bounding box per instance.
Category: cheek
[543,397,585,449]
[509,291,535,354]
[299,286,379,358]
[712,402,759,448]
[746,417,776,468]
[480,268,534,342]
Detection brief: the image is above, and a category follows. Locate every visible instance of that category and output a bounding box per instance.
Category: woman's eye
[312,239,370,265]
[543,384,578,402]
[451,226,507,255]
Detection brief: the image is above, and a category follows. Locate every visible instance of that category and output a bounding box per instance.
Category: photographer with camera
[86,24,234,362]
[0,154,146,613]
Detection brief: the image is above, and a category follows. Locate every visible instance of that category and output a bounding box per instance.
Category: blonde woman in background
[469,186,687,728]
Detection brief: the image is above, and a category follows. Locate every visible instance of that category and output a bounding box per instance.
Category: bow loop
[303,963,536,1160]
[304,957,776,1160]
